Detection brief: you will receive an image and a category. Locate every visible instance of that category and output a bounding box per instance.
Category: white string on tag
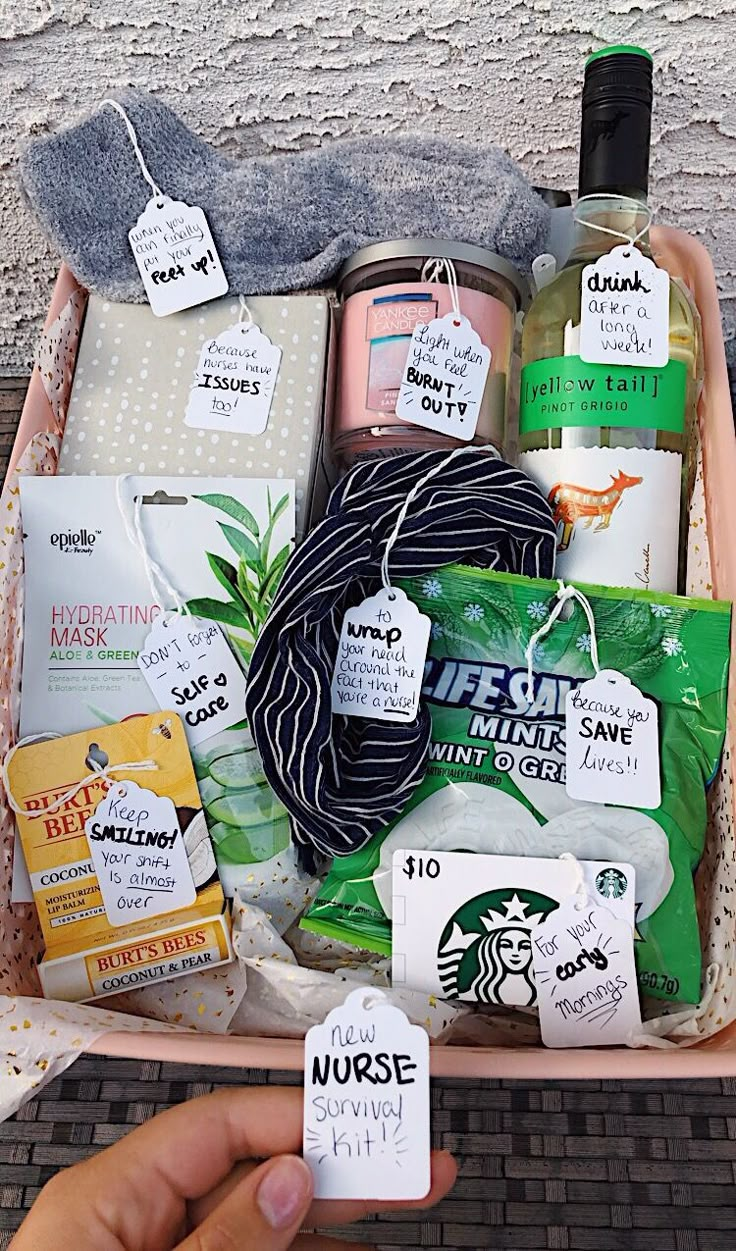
[573,194,654,246]
[102,99,164,201]
[2,733,158,819]
[115,475,190,616]
[525,580,600,699]
[558,852,588,913]
[420,256,461,318]
[237,295,253,328]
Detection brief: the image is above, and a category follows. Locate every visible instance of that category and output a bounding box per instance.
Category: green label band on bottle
[519,355,687,435]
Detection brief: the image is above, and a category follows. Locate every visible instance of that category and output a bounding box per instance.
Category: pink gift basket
[2,224,736,1086]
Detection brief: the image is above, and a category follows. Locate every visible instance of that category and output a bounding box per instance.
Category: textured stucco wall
[1,0,735,372]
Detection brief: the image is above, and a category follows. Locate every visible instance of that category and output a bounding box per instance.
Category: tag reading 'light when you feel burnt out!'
[128,197,228,317]
[331,588,431,723]
[395,313,491,440]
[303,987,430,1200]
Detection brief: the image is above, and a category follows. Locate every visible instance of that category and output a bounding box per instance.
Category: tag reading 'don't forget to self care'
[531,888,643,1048]
[579,245,670,369]
[331,588,431,722]
[303,987,430,1200]
[184,322,282,435]
[565,669,661,810]
[395,313,491,440]
[137,615,248,749]
[85,780,196,926]
[128,197,228,317]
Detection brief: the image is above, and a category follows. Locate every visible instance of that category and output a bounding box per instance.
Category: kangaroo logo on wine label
[548,470,643,552]
[437,888,558,1006]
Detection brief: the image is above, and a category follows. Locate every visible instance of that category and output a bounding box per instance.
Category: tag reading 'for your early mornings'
[531,888,642,1048]
[395,313,491,440]
[85,780,196,926]
[303,987,430,1200]
[128,197,228,317]
[184,323,282,436]
[565,668,661,810]
[138,615,248,749]
[331,588,431,723]
[579,245,670,369]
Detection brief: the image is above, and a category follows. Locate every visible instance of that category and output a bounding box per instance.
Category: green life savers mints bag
[302,568,731,1004]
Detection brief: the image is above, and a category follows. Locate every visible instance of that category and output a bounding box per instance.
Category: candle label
[85,780,196,926]
[395,313,491,440]
[565,669,661,809]
[137,615,248,748]
[184,322,282,435]
[331,588,430,723]
[128,197,228,317]
[579,246,670,369]
[532,890,642,1048]
[303,987,430,1200]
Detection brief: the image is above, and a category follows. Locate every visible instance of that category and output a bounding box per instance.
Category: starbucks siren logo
[438,887,558,1007]
[595,866,628,901]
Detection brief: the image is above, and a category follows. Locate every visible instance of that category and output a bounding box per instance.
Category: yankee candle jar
[332,239,527,466]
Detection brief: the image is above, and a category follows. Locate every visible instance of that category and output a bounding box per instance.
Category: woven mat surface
[3,374,736,1249]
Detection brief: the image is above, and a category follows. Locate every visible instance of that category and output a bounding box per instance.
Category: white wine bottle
[518,46,700,594]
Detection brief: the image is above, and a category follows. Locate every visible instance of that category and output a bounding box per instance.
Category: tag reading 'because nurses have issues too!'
[531,891,642,1048]
[138,615,248,749]
[565,669,661,809]
[579,245,670,369]
[128,197,228,317]
[331,588,431,723]
[85,781,196,926]
[395,313,491,440]
[303,987,430,1200]
[184,322,282,435]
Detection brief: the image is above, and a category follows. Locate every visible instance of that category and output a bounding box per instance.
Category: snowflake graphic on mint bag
[430,621,444,640]
[662,637,683,657]
[526,600,549,623]
[421,577,442,599]
[650,604,673,619]
[464,603,485,623]
[576,633,592,654]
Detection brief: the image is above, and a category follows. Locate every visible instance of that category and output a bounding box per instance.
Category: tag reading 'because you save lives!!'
[184,323,282,436]
[138,615,248,749]
[531,888,643,1048]
[303,987,430,1200]
[85,780,196,926]
[128,197,228,317]
[579,245,670,369]
[331,588,431,723]
[565,669,661,810]
[395,313,491,440]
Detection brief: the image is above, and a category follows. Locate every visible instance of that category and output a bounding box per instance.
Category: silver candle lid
[337,238,529,308]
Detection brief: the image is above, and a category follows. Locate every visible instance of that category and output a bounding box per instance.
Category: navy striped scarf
[245,449,556,861]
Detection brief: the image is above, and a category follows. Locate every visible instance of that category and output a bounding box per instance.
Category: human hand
[11,1085,456,1251]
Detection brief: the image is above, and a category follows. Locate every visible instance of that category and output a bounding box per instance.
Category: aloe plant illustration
[185,490,292,874]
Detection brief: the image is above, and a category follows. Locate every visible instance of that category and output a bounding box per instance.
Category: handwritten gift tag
[579,246,670,368]
[395,313,491,440]
[565,669,661,809]
[138,615,247,748]
[532,889,642,1048]
[85,780,196,926]
[303,987,430,1200]
[331,588,430,723]
[184,322,282,435]
[128,197,228,317]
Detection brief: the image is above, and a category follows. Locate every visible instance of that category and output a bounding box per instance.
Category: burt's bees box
[8,711,233,1002]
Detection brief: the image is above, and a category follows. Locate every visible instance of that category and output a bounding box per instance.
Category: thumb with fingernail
[177,1153,314,1250]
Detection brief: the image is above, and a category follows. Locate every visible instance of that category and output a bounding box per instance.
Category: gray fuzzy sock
[20,88,549,301]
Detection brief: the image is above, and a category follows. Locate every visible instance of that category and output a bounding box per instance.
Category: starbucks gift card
[391,851,635,1007]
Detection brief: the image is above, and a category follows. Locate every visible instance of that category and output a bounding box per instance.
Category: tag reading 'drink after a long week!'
[395,313,491,440]
[531,889,643,1048]
[303,987,430,1200]
[579,245,670,369]
[138,615,248,749]
[565,669,661,809]
[331,588,431,723]
[128,197,228,317]
[85,781,196,926]
[184,322,282,435]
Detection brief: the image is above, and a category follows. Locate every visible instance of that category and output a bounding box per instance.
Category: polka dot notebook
[58,293,333,536]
